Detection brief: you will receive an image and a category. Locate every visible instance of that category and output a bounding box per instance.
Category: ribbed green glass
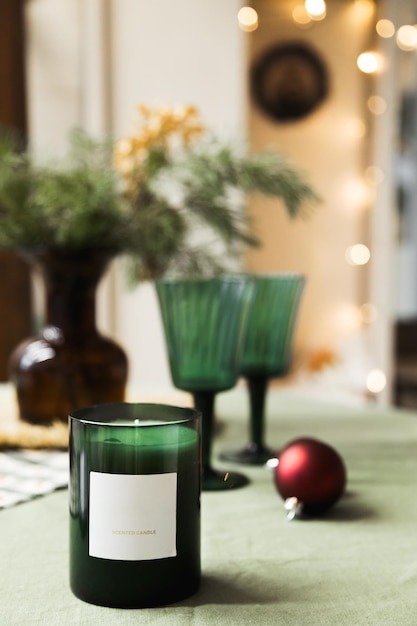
[240,273,305,377]
[156,276,251,491]
[156,277,250,392]
[221,273,305,465]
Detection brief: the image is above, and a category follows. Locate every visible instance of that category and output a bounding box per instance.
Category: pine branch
[0,120,318,282]
[236,151,319,217]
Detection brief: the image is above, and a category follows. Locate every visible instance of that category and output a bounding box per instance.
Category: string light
[364,165,385,185]
[337,305,363,332]
[366,369,387,394]
[335,302,377,335]
[241,0,388,402]
[340,177,372,210]
[357,51,382,74]
[376,19,395,38]
[345,117,367,139]
[292,5,312,26]
[396,25,417,51]
[353,0,375,21]
[237,7,259,32]
[367,95,387,115]
[304,0,326,21]
[345,244,371,266]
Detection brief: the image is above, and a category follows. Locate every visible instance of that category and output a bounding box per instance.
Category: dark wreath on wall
[250,41,330,123]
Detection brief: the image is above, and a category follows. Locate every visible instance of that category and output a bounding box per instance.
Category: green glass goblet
[156,276,252,491]
[220,273,305,465]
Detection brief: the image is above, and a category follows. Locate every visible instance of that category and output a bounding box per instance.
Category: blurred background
[1,0,417,408]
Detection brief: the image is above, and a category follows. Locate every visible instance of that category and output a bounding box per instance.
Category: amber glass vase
[9,249,128,425]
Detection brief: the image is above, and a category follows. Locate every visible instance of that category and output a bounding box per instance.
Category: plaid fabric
[0,450,68,508]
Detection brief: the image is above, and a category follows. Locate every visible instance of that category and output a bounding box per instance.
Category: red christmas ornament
[274,437,347,517]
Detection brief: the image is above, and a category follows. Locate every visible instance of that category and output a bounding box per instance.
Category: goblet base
[202,466,250,491]
[220,443,278,466]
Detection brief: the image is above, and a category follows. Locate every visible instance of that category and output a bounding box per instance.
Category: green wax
[69,411,200,608]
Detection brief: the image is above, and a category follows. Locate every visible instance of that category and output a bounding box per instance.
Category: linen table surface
[1,387,417,625]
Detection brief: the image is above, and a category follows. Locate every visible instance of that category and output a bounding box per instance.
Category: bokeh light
[364,165,385,185]
[345,117,367,139]
[237,7,259,32]
[353,0,375,21]
[376,19,395,38]
[337,305,363,332]
[357,51,382,74]
[293,5,312,26]
[345,244,371,266]
[367,95,387,115]
[305,0,326,20]
[340,177,372,211]
[366,369,387,394]
[396,25,417,51]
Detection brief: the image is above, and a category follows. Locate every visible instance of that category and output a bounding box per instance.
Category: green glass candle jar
[69,403,201,608]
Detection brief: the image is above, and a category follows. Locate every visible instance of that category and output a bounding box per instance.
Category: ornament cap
[284,496,304,520]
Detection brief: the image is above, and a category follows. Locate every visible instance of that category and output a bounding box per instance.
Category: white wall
[109,0,246,391]
[24,0,246,392]
[25,0,81,156]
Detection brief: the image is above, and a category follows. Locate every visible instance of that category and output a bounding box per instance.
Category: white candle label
[89,472,177,561]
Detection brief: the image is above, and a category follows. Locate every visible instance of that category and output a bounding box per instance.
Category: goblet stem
[219,375,277,466]
[192,390,215,477]
[246,374,278,461]
[192,390,249,491]
[247,374,269,449]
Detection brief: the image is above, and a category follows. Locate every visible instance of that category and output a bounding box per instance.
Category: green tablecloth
[1,389,417,625]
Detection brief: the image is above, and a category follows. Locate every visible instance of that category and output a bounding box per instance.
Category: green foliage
[0,129,128,252]
[0,128,318,281]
